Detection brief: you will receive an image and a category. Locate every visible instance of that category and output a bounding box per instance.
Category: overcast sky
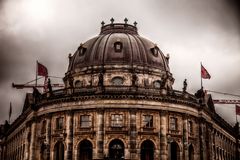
[0,0,239,125]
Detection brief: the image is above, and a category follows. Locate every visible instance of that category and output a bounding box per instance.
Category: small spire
[124,18,128,24]
[133,21,137,27]
[101,21,105,27]
[110,18,114,24]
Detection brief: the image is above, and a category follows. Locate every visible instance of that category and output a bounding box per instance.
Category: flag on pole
[37,62,48,77]
[201,64,211,79]
[9,102,12,123]
[236,105,240,115]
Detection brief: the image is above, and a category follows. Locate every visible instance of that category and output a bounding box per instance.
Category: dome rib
[125,33,134,67]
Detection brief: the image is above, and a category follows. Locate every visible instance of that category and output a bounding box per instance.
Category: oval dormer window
[153,80,161,88]
[78,46,87,56]
[150,47,159,57]
[111,77,124,86]
[114,42,123,52]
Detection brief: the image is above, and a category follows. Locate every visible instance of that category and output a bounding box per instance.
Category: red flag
[201,64,211,79]
[37,62,48,77]
[236,105,240,115]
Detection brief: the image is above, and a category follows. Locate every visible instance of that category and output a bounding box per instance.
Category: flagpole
[36,60,38,87]
[200,62,203,88]
[236,105,239,123]
[236,114,238,123]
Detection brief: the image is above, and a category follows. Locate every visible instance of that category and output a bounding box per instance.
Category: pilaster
[95,109,104,159]
[65,111,73,160]
[29,118,37,160]
[160,110,168,160]
[129,109,137,160]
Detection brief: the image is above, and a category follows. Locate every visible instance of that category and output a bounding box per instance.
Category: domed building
[0,19,239,160]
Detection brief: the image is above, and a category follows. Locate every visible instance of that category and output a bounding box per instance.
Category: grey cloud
[0,0,239,125]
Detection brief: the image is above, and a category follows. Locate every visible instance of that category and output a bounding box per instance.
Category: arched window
[188,144,194,160]
[111,77,124,86]
[109,139,124,159]
[54,141,64,160]
[141,140,155,160]
[169,142,180,160]
[78,140,93,160]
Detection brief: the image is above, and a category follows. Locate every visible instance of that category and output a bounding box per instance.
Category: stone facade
[0,21,239,160]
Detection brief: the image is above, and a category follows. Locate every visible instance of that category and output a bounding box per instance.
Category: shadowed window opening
[150,47,159,57]
[169,142,180,160]
[78,140,93,160]
[141,140,154,160]
[54,141,64,160]
[56,117,63,130]
[188,144,194,160]
[78,46,87,56]
[109,139,125,159]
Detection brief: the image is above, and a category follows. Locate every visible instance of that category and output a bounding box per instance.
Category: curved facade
[0,21,239,160]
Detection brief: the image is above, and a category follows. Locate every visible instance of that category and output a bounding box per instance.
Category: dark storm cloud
[0,0,239,125]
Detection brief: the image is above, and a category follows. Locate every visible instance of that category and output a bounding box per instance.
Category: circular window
[111,77,124,86]
[153,80,161,88]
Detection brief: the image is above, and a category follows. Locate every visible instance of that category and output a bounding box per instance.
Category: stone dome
[67,22,170,73]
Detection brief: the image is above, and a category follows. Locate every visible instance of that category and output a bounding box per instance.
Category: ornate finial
[101,21,105,27]
[68,53,72,58]
[124,18,128,24]
[133,21,137,27]
[110,18,114,24]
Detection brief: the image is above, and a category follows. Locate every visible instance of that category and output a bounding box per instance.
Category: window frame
[114,42,123,52]
[143,115,153,128]
[153,80,161,89]
[56,117,64,130]
[169,117,177,131]
[111,76,124,86]
[80,115,92,128]
[111,114,123,127]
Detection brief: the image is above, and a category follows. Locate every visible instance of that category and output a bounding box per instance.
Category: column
[65,111,73,160]
[183,115,189,160]
[29,118,37,160]
[160,111,168,160]
[129,109,137,160]
[95,109,104,159]
[46,115,52,160]
[199,118,207,160]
